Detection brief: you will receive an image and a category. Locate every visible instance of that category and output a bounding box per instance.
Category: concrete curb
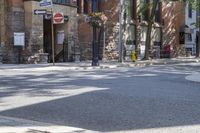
[0,58,199,71]
[185,73,200,83]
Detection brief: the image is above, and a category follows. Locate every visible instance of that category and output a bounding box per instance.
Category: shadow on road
[0,68,200,132]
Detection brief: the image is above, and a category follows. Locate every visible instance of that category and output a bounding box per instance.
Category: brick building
[77,0,120,60]
[0,0,78,63]
[162,1,185,57]
[77,0,186,60]
[0,0,187,63]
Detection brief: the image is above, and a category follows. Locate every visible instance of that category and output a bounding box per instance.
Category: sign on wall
[57,31,65,44]
[40,0,52,7]
[14,32,25,46]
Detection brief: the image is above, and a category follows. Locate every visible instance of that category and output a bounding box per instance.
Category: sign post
[51,12,64,65]
[51,10,55,66]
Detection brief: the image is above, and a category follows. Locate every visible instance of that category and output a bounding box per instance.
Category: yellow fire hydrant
[132,51,136,62]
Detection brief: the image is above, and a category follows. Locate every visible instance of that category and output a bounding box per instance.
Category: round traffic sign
[53,12,64,24]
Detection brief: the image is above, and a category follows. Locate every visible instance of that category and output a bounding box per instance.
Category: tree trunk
[196,0,200,58]
[196,30,200,58]
[144,0,159,60]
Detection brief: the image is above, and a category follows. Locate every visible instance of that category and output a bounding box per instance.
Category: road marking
[0,115,93,133]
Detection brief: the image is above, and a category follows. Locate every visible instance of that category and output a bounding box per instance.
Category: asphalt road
[0,63,200,132]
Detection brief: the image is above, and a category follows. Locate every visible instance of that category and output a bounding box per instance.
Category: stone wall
[23,1,46,63]
[4,0,25,63]
[0,1,78,63]
[23,1,78,63]
[0,0,6,63]
[0,0,6,47]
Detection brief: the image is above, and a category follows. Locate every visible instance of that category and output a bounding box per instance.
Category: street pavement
[0,58,200,133]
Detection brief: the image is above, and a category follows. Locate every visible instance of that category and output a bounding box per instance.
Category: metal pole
[91,0,99,66]
[92,26,99,66]
[119,0,124,62]
[51,8,55,66]
[103,24,106,61]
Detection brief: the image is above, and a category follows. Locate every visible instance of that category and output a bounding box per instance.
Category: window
[141,0,150,21]
[155,2,161,23]
[188,3,192,18]
[53,0,71,5]
[77,0,100,14]
[126,0,132,18]
[92,0,98,12]
[83,0,89,14]
[77,0,81,13]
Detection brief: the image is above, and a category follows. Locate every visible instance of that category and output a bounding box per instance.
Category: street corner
[185,73,200,83]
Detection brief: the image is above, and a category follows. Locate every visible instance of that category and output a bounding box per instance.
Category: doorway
[43,16,68,62]
[43,17,53,62]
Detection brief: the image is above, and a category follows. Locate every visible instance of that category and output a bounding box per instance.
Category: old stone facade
[0,0,78,64]
[0,0,25,63]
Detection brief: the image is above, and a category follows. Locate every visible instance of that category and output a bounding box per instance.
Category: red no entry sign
[53,12,64,24]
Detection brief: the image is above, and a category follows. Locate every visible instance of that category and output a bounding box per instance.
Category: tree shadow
[0,68,200,132]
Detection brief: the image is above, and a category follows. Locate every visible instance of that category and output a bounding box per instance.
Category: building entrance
[43,16,68,63]
[43,17,53,62]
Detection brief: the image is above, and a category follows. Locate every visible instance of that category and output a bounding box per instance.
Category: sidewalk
[0,57,199,71]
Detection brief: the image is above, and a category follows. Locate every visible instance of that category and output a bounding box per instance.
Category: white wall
[185,3,198,55]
